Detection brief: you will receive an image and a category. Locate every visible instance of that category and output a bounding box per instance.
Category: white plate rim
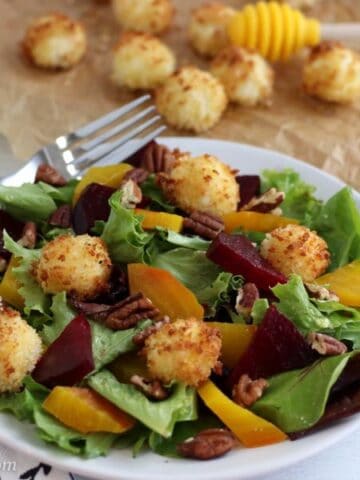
[0,137,359,480]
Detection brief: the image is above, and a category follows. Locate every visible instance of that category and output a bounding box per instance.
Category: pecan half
[119,180,142,209]
[139,141,175,174]
[130,375,169,400]
[18,222,37,248]
[49,204,72,228]
[183,211,224,240]
[235,283,259,317]
[177,429,235,460]
[241,188,285,214]
[232,374,268,407]
[123,167,149,185]
[35,164,66,186]
[132,316,171,347]
[305,283,339,302]
[105,292,160,330]
[307,332,347,356]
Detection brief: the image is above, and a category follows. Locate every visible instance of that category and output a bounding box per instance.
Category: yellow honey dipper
[228,1,360,62]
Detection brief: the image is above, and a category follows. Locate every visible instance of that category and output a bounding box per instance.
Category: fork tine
[76,106,156,153]
[73,115,162,171]
[56,95,151,148]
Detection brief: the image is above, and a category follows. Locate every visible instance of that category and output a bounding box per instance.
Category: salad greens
[89,371,198,437]
[140,174,176,213]
[252,352,357,433]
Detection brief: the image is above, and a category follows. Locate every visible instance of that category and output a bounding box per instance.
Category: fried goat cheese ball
[0,304,42,393]
[112,32,176,90]
[303,42,360,104]
[22,13,86,69]
[144,318,221,387]
[188,3,236,58]
[34,234,112,300]
[260,224,330,282]
[112,0,174,35]
[158,153,239,216]
[211,46,274,106]
[155,66,228,132]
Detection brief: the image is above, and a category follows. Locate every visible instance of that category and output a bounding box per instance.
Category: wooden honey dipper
[228,1,360,61]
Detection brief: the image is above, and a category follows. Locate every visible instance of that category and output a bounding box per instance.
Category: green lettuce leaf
[251,298,269,325]
[148,414,222,457]
[101,191,153,264]
[271,275,360,348]
[311,187,360,271]
[3,232,49,315]
[89,370,197,438]
[41,292,76,344]
[151,247,240,316]
[252,352,357,433]
[0,184,57,222]
[38,180,78,206]
[0,377,48,421]
[261,169,322,225]
[140,174,176,212]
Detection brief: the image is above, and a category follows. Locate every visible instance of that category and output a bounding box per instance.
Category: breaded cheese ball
[303,42,360,104]
[211,46,274,106]
[144,318,221,387]
[34,234,112,300]
[260,224,330,282]
[22,13,86,69]
[112,0,174,35]
[0,305,42,393]
[158,153,239,216]
[112,33,176,90]
[155,67,227,132]
[188,3,235,58]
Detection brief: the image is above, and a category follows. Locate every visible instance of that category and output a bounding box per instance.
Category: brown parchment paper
[0,0,359,189]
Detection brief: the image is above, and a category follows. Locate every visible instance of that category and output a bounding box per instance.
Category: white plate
[0,137,359,480]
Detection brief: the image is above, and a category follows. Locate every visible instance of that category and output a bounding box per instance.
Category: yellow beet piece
[128,263,204,320]
[316,260,360,307]
[207,322,256,368]
[135,209,183,233]
[43,387,136,434]
[198,380,287,448]
[0,257,24,309]
[223,211,298,234]
[73,163,132,204]
[227,1,320,61]
[109,352,149,384]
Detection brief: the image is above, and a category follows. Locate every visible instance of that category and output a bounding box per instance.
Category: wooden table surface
[0,0,359,189]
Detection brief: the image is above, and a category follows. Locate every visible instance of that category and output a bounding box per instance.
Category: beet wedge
[206,233,286,291]
[72,183,115,235]
[33,314,94,388]
[229,305,316,386]
[236,175,261,209]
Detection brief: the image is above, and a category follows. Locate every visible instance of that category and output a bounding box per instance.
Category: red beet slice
[206,233,286,291]
[32,314,94,388]
[0,210,24,260]
[72,183,115,235]
[236,175,261,209]
[229,305,316,386]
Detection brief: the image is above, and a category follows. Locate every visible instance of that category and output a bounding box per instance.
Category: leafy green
[101,191,153,264]
[38,225,73,244]
[156,229,209,251]
[0,377,48,421]
[3,232,49,315]
[89,370,198,438]
[151,247,240,316]
[252,352,357,433]
[272,275,331,333]
[41,292,76,344]
[261,169,322,225]
[251,298,269,325]
[38,180,78,206]
[140,174,176,212]
[148,414,222,457]
[0,184,57,222]
[311,187,360,271]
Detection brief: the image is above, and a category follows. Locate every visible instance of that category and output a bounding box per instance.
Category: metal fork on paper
[0,95,165,186]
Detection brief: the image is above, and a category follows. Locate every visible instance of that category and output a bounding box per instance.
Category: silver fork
[0,95,166,187]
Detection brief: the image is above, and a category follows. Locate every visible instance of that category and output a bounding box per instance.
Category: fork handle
[322,23,360,42]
